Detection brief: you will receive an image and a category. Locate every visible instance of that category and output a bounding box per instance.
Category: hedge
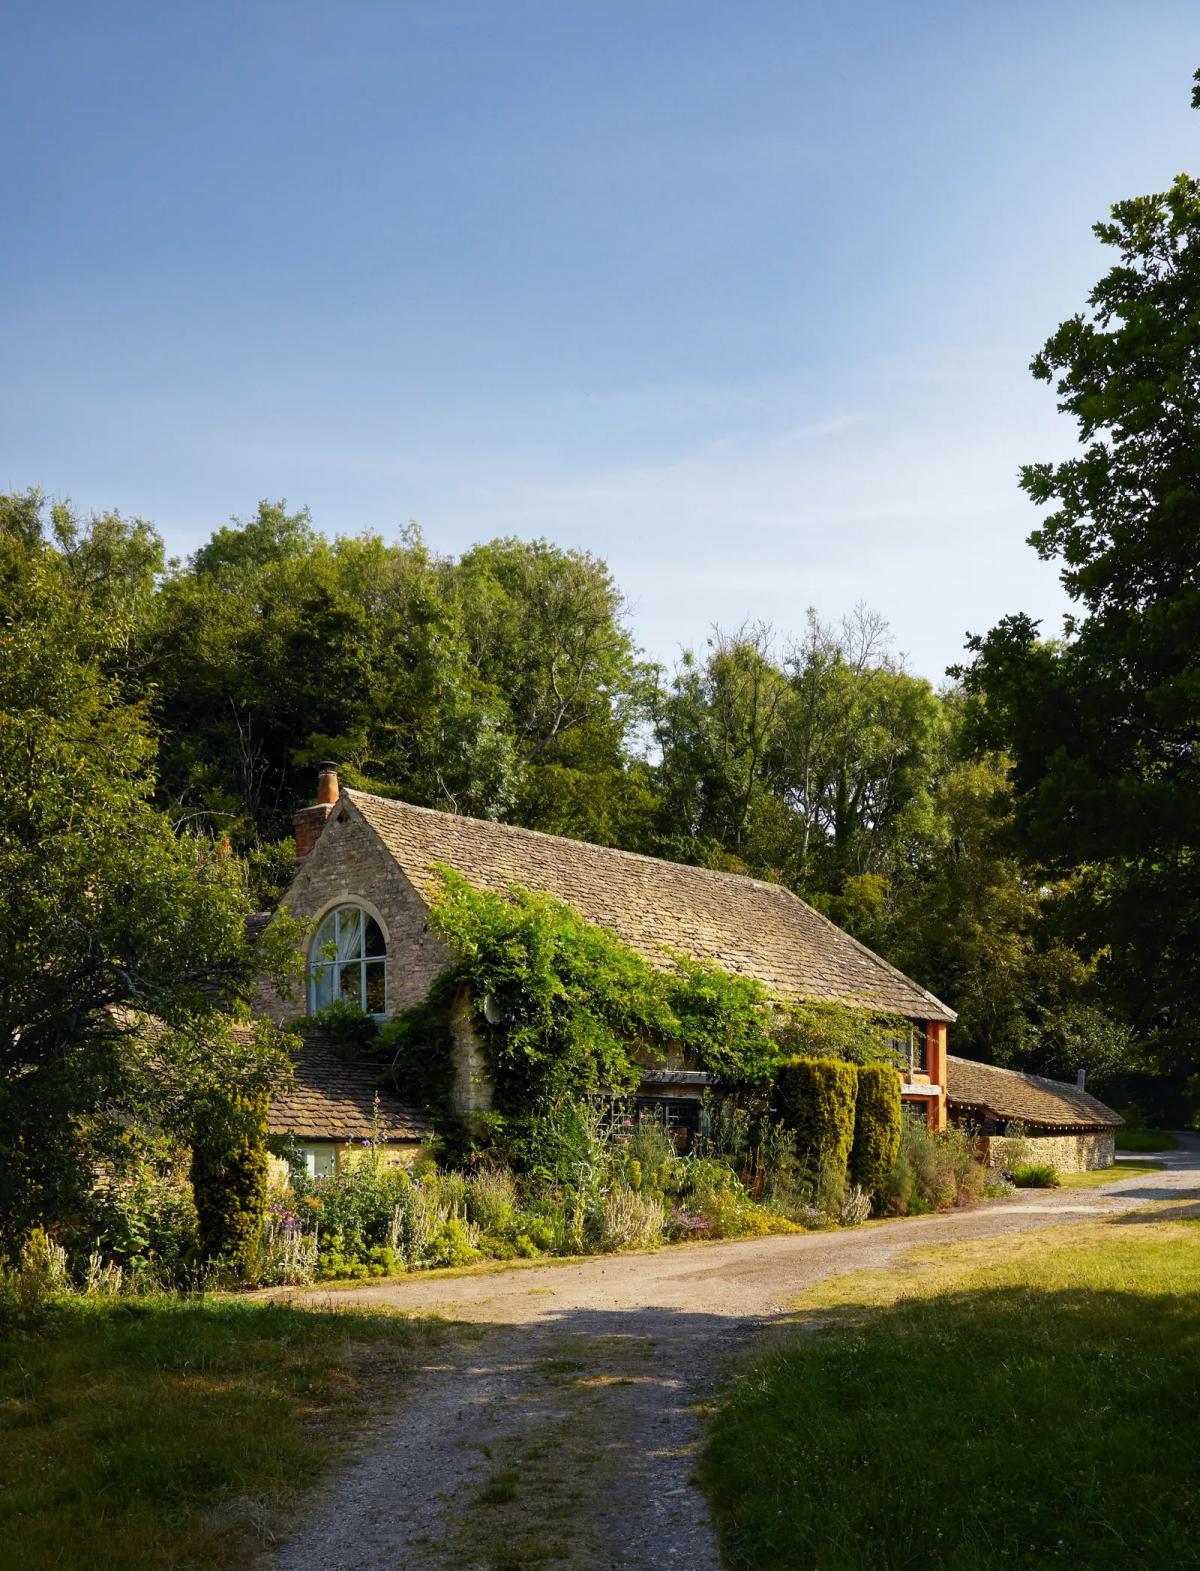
[850,1062,902,1201]
[190,1089,270,1276]
[774,1056,858,1184]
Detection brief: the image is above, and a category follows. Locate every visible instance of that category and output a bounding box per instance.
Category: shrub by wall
[774,1057,858,1184]
[190,1090,270,1276]
[850,1062,902,1201]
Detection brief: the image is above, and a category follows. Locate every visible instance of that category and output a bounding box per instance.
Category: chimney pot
[316,762,339,805]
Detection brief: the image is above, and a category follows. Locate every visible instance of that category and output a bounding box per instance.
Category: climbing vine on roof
[375,869,785,1120]
[380,869,904,1127]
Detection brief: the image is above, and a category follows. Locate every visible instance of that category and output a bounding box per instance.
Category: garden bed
[258,1101,999,1286]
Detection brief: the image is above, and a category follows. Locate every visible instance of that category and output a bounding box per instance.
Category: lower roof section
[946,1054,1122,1130]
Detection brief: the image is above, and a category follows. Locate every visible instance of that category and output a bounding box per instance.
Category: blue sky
[3,2,1198,680]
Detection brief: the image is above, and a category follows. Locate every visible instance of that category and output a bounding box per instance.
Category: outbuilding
[946,1054,1123,1172]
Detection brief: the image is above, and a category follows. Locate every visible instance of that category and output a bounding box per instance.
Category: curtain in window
[307,905,386,1016]
[335,908,362,964]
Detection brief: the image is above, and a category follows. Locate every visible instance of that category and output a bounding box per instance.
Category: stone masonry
[982,1128,1116,1173]
[254,795,453,1025]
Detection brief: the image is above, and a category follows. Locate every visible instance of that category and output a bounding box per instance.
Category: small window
[886,1028,925,1078]
[308,905,387,1018]
[292,1144,337,1178]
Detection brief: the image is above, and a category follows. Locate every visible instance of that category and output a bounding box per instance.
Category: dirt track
[270,1145,1200,1571]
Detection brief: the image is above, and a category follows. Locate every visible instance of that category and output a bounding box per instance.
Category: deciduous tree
[962,82,1200,1071]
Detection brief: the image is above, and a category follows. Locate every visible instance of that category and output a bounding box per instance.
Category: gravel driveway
[270,1143,1200,1571]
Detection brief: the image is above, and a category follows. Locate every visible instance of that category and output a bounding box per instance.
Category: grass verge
[0,1294,453,1571]
[1116,1128,1182,1152]
[1059,1159,1164,1188]
[700,1216,1200,1571]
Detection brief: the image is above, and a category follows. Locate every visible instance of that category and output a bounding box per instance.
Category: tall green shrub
[850,1062,902,1201]
[190,1089,269,1276]
[774,1057,857,1184]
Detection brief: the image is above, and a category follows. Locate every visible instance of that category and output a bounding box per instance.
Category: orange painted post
[925,1021,948,1131]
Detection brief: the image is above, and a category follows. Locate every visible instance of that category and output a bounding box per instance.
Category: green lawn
[1059,1158,1165,1188]
[1116,1129,1182,1152]
[0,1295,451,1571]
[700,1218,1200,1571]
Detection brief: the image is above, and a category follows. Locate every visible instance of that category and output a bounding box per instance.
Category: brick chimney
[294,762,339,858]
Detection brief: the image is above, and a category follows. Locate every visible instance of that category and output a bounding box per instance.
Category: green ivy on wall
[374,869,781,1121]
[372,869,913,1139]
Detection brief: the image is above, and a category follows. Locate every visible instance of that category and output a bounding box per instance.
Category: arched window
[308,905,386,1017]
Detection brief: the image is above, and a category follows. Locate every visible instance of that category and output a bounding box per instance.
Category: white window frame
[307,903,387,1019]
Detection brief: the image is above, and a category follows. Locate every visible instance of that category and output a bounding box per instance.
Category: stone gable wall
[254,797,452,1024]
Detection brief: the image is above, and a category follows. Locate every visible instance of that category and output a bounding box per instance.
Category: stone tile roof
[268,1028,434,1143]
[345,790,955,1023]
[946,1054,1122,1130]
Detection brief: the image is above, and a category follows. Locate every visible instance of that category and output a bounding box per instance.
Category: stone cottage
[259,766,958,1145]
[946,1055,1122,1172]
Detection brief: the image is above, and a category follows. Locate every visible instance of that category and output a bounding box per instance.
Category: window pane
[364,960,385,1014]
[313,912,339,963]
[310,962,335,1010]
[335,907,363,961]
[364,916,385,957]
[337,961,363,1005]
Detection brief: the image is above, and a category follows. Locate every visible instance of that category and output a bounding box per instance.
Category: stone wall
[254,795,453,1024]
[449,989,493,1115]
[982,1128,1116,1173]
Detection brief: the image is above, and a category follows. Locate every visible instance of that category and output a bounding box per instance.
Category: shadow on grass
[10,1202,1200,1571]
[701,1272,1200,1571]
[0,1293,463,1571]
[1107,1191,1200,1217]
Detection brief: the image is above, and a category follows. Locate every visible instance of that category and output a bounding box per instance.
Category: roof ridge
[947,1053,1120,1121]
[950,1052,1083,1092]
[344,788,799,896]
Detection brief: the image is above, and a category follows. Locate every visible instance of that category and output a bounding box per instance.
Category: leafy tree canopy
[0,494,302,1250]
[140,504,656,849]
[961,86,1200,1070]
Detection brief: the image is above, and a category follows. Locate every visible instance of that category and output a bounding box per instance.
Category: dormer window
[308,905,386,1017]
